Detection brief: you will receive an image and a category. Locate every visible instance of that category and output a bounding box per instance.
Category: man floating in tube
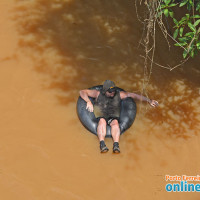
[79,80,158,153]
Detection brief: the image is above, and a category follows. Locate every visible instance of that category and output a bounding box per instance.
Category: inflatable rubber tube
[77,85,137,138]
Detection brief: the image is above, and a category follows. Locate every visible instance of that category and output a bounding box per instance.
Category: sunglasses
[107,87,116,93]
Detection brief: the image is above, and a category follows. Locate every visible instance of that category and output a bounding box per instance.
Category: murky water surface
[0,1,200,199]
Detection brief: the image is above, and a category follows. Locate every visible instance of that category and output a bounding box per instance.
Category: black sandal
[113,142,120,153]
[100,140,109,153]
[100,146,109,153]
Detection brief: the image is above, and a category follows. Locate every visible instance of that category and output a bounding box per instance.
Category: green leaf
[179,0,188,7]
[178,37,188,42]
[168,3,177,8]
[189,0,193,6]
[179,16,187,25]
[179,27,184,37]
[161,4,166,9]
[164,9,169,17]
[188,22,196,32]
[165,0,171,5]
[187,3,192,10]
[173,29,179,39]
[157,11,162,18]
[184,32,191,37]
[183,49,188,58]
[194,19,200,27]
[184,32,194,37]
[169,11,174,18]
[186,14,190,19]
[194,48,198,56]
[187,44,194,53]
[174,42,187,46]
[191,15,200,19]
[180,16,186,21]
[173,18,178,25]
[190,49,194,58]
[197,41,200,50]
[196,2,200,11]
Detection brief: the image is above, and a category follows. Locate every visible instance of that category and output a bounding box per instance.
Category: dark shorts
[97,117,119,126]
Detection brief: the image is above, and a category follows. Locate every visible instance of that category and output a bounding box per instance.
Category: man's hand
[86,101,94,112]
[149,100,159,107]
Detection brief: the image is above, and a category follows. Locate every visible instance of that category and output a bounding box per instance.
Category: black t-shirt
[94,89,121,120]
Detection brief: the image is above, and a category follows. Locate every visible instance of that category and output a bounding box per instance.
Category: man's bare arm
[120,91,150,102]
[79,89,100,112]
[120,91,159,107]
[79,89,99,103]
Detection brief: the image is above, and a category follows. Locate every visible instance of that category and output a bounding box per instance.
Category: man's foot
[113,142,120,153]
[100,140,109,153]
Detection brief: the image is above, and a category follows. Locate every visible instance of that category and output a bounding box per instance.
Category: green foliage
[157,0,200,58]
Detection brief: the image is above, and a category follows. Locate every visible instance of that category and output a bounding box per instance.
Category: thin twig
[169,57,190,71]
[140,54,190,71]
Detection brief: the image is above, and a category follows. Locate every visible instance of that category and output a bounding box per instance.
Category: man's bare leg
[110,119,120,153]
[110,119,120,142]
[97,118,108,152]
[97,118,107,141]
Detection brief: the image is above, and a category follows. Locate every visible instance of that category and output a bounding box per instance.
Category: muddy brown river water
[0,1,200,200]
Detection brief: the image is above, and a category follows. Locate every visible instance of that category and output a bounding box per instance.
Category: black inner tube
[77,85,137,138]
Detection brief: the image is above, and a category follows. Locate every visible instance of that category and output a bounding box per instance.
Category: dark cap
[103,80,116,93]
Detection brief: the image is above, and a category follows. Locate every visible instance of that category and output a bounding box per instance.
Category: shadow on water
[13,0,200,140]
[14,0,144,94]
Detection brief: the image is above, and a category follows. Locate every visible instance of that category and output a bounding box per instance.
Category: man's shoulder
[86,89,100,99]
[91,89,100,94]
[119,91,128,99]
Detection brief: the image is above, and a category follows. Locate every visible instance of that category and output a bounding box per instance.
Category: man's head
[103,80,116,98]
